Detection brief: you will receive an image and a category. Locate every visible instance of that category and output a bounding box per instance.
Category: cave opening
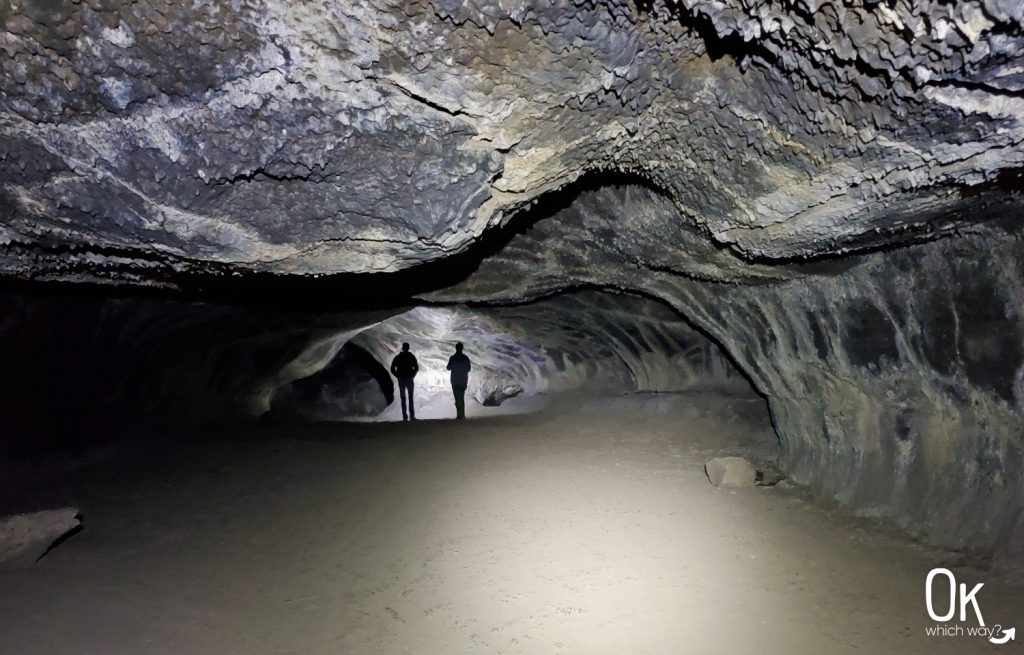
[270,341,395,421]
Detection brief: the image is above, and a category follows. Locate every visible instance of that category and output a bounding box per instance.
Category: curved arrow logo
[990,627,1015,645]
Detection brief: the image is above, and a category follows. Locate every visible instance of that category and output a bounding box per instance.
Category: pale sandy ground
[1,391,1021,655]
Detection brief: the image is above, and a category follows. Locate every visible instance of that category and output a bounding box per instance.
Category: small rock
[755,461,787,486]
[705,456,758,488]
[0,508,81,569]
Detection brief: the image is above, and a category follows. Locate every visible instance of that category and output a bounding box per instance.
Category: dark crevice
[928,77,1024,99]
[208,164,333,187]
[664,3,779,67]
[369,75,483,119]
[349,341,395,405]
[959,166,1024,197]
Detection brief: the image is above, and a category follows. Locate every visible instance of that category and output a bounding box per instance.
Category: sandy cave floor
[1,391,1021,655]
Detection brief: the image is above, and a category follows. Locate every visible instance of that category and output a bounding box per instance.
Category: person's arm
[411,355,419,375]
[390,357,399,377]
[446,356,453,371]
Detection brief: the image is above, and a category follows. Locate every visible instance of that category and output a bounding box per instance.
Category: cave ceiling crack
[368,74,485,122]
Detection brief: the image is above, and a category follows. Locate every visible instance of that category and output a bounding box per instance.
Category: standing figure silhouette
[390,342,419,421]
[446,342,471,420]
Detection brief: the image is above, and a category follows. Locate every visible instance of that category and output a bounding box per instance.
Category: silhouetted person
[446,342,471,420]
[390,342,419,421]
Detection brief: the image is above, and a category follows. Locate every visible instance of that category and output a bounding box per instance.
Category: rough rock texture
[705,456,758,488]
[687,233,1024,555]
[0,507,80,569]
[2,1,1024,558]
[3,1,1023,281]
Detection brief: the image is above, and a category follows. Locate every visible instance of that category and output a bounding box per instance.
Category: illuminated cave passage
[270,292,747,422]
[2,1,1024,653]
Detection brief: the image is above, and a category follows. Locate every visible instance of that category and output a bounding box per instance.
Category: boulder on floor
[0,508,81,569]
[705,456,759,488]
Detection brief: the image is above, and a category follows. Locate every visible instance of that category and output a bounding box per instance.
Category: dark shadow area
[630,0,775,65]
[354,342,395,405]
[0,295,128,460]
[269,342,394,421]
[633,0,654,13]
[0,171,674,457]
[38,521,84,563]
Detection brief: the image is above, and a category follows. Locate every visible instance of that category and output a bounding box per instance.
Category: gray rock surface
[480,384,524,407]
[345,291,745,413]
[2,1,1022,282]
[0,508,80,569]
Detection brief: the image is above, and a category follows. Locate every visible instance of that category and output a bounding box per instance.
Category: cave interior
[1,0,1024,652]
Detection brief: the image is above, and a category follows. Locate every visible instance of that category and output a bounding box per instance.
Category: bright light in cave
[349,306,548,421]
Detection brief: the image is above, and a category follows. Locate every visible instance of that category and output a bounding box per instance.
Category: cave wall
[428,182,1023,556]
[269,342,395,421]
[0,285,743,446]
[665,232,1024,556]
[354,292,741,401]
[480,292,741,395]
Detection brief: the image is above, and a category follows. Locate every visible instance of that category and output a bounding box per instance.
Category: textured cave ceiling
[2,0,1022,289]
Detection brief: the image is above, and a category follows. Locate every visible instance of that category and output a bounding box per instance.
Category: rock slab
[705,457,759,488]
[0,508,81,569]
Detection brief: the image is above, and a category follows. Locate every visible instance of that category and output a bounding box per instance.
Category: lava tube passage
[2,1,1023,653]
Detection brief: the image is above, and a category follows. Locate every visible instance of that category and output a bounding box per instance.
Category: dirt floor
[1,391,1021,654]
